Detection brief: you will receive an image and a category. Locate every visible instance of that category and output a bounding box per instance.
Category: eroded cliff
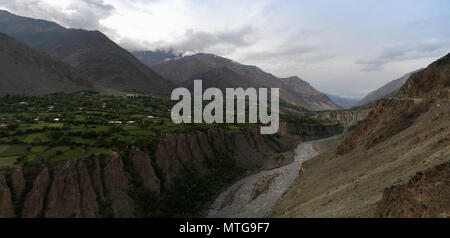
[0,123,342,217]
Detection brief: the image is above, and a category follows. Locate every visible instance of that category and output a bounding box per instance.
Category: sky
[0,0,449,98]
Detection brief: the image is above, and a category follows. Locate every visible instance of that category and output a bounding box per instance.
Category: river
[207,137,335,218]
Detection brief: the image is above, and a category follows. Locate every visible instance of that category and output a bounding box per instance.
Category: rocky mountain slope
[354,69,422,107]
[0,10,174,95]
[0,122,342,218]
[140,52,339,111]
[270,53,450,218]
[0,32,91,96]
[376,161,449,218]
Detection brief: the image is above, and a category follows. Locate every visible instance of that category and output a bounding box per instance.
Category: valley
[207,136,340,218]
[0,6,448,220]
[269,54,450,218]
[0,92,345,217]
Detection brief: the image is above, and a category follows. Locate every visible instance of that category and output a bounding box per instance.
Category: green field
[0,156,19,168]
[0,92,325,168]
[0,145,28,157]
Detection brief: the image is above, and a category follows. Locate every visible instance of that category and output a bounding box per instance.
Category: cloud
[356,39,447,71]
[243,45,317,61]
[143,26,256,54]
[0,0,115,31]
[0,0,448,98]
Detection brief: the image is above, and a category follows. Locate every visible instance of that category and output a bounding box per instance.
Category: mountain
[0,32,91,96]
[139,52,339,111]
[0,10,174,95]
[270,53,450,217]
[398,54,450,99]
[354,69,423,107]
[327,94,360,109]
[132,50,181,66]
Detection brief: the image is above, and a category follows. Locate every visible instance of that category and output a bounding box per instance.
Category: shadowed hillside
[0,32,91,96]
[0,10,174,96]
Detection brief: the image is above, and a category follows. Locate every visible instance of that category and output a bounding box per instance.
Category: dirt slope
[269,53,450,218]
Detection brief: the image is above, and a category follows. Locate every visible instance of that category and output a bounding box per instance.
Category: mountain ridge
[354,69,423,107]
[0,32,92,96]
[270,52,450,218]
[136,51,340,111]
[0,10,175,96]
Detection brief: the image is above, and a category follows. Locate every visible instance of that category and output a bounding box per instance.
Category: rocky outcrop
[10,168,25,199]
[0,172,14,218]
[312,109,370,127]
[102,153,134,218]
[0,122,341,218]
[77,160,99,218]
[129,147,160,194]
[154,128,283,189]
[377,162,450,218]
[22,167,50,218]
[398,53,450,99]
[45,160,82,218]
[44,159,100,218]
[277,121,343,138]
[91,158,105,202]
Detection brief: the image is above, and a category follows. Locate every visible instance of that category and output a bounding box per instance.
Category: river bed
[207,137,336,218]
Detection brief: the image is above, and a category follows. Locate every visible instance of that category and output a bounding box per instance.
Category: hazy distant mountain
[326,94,360,109]
[0,32,91,96]
[132,50,182,66]
[0,10,174,96]
[354,69,423,107]
[141,52,339,111]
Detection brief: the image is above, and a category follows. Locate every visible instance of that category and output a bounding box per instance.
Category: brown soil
[269,99,450,217]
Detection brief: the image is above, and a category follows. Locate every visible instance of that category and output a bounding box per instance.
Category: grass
[0,156,19,168]
[0,145,28,157]
[24,133,50,144]
[226,125,241,131]
[17,146,111,165]
[31,146,48,153]
[28,123,63,130]
[54,147,109,161]
[0,144,7,153]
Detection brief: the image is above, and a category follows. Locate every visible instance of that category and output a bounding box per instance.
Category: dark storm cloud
[0,0,115,31]
[356,40,447,71]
